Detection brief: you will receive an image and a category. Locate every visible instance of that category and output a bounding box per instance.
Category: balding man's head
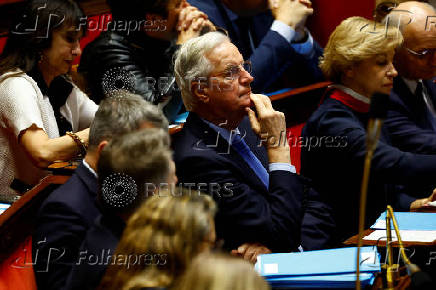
[392,1,435,31]
[386,1,436,79]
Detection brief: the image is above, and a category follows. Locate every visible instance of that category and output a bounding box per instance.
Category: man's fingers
[430,191,436,201]
[260,94,273,110]
[237,243,249,253]
[247,108,260,134]
[243,246,257,262]
[250,93,267,116]
[230,249,240,256]
[180,8,208,30]
[299,0,312,8]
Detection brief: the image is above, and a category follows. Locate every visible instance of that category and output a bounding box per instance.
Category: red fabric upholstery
[287,123,306,174]
[308,0,374,47]
[0,236,36,290]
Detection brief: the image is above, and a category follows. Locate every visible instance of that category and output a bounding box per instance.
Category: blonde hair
[319,16,403,82]
[174,253,271,290]
[98,189,217,290]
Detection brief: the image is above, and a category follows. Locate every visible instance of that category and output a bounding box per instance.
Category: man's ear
[92,140,108,170]
[191,79,210,104]
[96,140,108,157]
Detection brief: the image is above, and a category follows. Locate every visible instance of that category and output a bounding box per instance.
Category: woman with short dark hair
[0,0,97,198]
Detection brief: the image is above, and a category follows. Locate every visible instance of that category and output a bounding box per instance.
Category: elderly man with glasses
[383,1,436,154]
[172,31,334,263]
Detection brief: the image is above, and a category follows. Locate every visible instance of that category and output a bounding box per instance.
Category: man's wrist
[267,146,291,164]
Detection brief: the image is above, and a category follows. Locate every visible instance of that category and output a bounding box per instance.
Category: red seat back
[0,237,36,290]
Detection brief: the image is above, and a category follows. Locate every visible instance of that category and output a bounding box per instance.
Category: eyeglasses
[212,60,252,81]
[404,47,436,60]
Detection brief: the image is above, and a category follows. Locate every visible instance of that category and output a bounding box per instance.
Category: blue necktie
[231,133,269,189]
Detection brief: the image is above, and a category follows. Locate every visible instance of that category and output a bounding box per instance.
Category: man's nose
[239,69,253,85]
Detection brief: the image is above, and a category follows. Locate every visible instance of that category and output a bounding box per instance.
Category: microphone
[356,93,390,290]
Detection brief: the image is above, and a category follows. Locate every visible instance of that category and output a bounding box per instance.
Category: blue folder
[371,212,436,230]
[255,247,380,288]
[256,247,380,278]
[267,273,376,288]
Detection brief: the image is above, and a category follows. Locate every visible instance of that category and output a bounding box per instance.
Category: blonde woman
[175,253,271,290]
[98,190,217,290]
[301,16,436,246]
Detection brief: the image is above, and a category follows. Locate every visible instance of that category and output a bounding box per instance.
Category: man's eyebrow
[223,61,243,69]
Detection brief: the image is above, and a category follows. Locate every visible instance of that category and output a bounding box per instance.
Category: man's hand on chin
[247,93,291,164]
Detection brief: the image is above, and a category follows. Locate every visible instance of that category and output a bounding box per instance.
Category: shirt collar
[331,84,370,104]
[82,159,98,178]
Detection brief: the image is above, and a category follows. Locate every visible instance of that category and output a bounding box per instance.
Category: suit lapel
[424,79,436,106]
[184,113,269,191]
[75,162,98,197]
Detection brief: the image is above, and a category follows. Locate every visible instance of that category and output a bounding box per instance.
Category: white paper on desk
[363,230,436,242]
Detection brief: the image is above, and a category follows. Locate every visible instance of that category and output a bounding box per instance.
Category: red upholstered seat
[287,123,306,174]
[0,236,36,290]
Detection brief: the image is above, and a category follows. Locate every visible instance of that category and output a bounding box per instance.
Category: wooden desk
[344,229,436,247]
[0,175,70,260]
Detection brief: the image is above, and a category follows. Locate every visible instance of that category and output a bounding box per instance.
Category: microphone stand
[385,206,399,290]
[356,118,384,290]
[385,206,433,290]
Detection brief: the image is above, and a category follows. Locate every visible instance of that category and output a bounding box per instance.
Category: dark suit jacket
[301,92,436,244]
[64,213,124,290]
[33,162,100,290]
[188,0,324,92]
[173,112,331,252]
[385,77,436,154]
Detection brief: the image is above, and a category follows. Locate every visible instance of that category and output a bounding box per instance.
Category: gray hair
[88,90,169,150]
[174,32,230,111]
[97,127,172,212]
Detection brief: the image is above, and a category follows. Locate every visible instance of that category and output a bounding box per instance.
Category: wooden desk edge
[344,229,436,247]
[269,81,332,102]
[0,175,70,228]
